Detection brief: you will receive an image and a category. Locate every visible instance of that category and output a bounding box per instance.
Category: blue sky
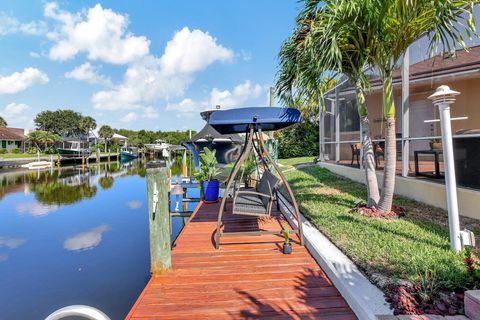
[0,1,301,131]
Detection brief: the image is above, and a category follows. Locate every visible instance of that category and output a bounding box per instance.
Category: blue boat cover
[209,107,301,134]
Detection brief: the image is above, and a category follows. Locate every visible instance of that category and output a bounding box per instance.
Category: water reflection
[16,202,59,217]
[0,237,26,249]
[63,224,110,252]
[127,200,143,209]
[0,157,199,319]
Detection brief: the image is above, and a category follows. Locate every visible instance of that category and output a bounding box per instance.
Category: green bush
[277,120,319,158]
[27,147,39,154]
[90,143,104,150]
[10,148,21,154]
[109,143,121,152]
[0,148,7,154]
[44,146,58,154]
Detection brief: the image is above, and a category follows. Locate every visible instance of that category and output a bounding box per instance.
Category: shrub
[27,147,39,154]
[10,148,21,154]
[277,120,319,158]
[44,146,58,154]
[0,148,7,154]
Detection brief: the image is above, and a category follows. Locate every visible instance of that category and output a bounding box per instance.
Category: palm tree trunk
[356,84,380,208]
[378,72,396,213]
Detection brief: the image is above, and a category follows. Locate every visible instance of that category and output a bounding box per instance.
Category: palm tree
[368,0,478,212]
[277,0,381,207]
[26,131,62,151]
[80,116,97,142]
[0,116,7,128]
[98,125,114,152]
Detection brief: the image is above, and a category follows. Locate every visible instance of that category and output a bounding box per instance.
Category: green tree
[80,116,97,137]
[26,130,62,151]
[279,0,478,213]
[34,110,84,137]
[368,0,477,212]
[98,125,114,152]
[277,0,381,207]
[0,116,7,127]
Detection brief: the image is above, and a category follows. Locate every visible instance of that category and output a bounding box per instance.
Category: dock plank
[126,200,357,319]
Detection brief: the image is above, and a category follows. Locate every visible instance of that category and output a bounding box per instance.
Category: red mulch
[350,202,406,218]
[385,285,464,316]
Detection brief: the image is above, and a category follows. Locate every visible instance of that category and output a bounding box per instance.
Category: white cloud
[16,202,59,217]
[63,224,110,251]
[127,200,142,209]
[0,68,49,94]
[92,27,233,111]
[1,103,30,117]
[0,237,26,249]
[29,51,41,58]
[0,13,47,36]
[160,27,233,75]
[44,2,150,64]
[65,62,111,86]
[120,112,138,122]
[167,80,266,115]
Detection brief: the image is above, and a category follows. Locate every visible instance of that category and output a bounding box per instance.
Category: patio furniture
[414,150,444,179]
[233,170,279,217]
[350,143,360,166]
[373,142,384,168]
[209,107,304,249]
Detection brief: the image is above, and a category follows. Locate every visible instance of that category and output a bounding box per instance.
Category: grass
[282,164,480,291]
[278,156,316,167]
[0,153,48,159]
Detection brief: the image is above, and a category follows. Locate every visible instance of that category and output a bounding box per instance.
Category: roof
[373,45,480,86]
[0,127,24,141]
[112,133,128,140]
[330,45,480,95]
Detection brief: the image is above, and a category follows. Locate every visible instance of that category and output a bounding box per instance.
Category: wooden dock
[126,200,356,319]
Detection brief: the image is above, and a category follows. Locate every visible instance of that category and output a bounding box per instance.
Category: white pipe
[45,305,110,320]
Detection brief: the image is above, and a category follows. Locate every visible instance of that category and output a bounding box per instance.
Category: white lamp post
[427,85,461,252]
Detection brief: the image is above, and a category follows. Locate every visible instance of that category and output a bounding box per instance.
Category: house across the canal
[0,127,25,152]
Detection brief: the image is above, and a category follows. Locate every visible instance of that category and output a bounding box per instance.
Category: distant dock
[0,152,121,169]
[126,200,356,319]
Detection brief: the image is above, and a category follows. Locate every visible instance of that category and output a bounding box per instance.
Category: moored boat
[120,147,139,161]
[57,141,92,159]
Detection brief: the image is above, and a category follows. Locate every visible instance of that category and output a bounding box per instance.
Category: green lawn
[0,153,48,159]
[282,164,480,291]
[278,156,316,167]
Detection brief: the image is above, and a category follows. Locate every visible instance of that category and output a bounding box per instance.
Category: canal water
[0,158,198,319]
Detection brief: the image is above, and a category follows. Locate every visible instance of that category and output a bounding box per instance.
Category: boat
[144,139,171,152]
[120,147,139,161]
[57,141,93,159]
[21,161,53,170]
[182,110,243,171]
[21,152,53,170]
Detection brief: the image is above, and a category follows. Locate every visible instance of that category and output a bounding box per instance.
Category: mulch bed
[385,284,464,316]
[350,202,407,218]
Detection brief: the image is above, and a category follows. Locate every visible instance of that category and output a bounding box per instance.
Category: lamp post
[427,85,461,252]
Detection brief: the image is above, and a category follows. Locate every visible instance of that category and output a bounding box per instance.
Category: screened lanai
[319,40,480,191]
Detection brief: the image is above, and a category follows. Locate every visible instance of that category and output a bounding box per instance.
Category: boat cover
[209,107,301,134]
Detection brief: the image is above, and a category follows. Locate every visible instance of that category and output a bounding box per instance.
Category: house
[319,45,480,219]
[0,127,25,151]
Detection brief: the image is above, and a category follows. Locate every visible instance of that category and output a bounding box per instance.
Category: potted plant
[241,154,256,188]
[195,147,221,203]
[282,224,292,254]
[430,138,442,151]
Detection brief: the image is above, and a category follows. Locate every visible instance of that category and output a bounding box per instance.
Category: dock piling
[146,160,171,275]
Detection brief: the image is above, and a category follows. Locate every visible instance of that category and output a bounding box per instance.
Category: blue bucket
[202,179,219,202]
